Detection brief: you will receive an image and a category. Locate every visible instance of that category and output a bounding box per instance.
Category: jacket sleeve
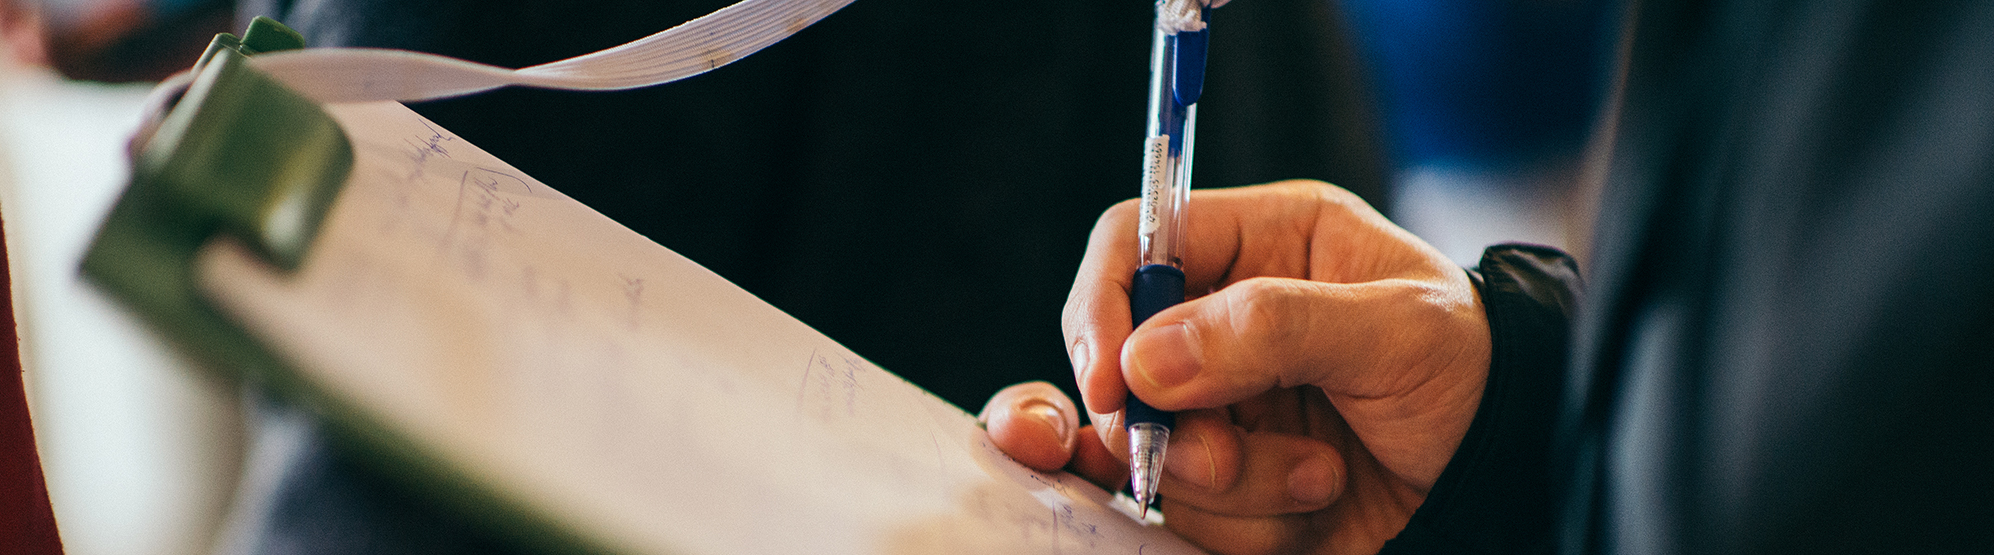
[1378,244,1581,555]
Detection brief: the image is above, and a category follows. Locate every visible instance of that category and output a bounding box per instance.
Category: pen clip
[1170,7,1209,106]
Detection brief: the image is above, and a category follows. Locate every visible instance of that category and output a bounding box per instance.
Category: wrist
[1379,244,1580,554]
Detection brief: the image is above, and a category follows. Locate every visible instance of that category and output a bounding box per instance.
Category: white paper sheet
[194,100,1201,555]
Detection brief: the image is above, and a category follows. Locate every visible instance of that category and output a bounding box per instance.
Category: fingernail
[1163,430,1215,490]
[1288,455,1336,506]
[1017,398,1071,445]
[1132,323,1200,390]
[1069,339,1091,382]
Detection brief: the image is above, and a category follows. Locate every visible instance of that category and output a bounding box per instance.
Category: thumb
[1119,276,1480,411]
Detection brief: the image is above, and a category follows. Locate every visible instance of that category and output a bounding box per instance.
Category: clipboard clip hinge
[114,16,351,273]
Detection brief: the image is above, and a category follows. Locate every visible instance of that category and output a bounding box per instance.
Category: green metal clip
[81,16,349,380]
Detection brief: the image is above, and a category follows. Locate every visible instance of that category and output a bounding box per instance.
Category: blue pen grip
[1126,264,1184,428]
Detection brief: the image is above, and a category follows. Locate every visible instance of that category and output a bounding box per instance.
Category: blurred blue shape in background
[1339,0,1622,263]
[1342,0,1619,169]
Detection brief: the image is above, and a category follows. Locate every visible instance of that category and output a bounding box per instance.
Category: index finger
[1063,199,1141,417]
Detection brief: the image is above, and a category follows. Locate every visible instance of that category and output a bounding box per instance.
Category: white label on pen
[1139,136,1169,236]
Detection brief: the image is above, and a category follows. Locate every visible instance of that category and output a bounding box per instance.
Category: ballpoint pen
[1127,0,1208,520]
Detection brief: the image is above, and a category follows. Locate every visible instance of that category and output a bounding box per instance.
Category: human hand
[987,180,1490,555]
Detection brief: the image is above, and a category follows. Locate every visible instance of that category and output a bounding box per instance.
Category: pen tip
[1140,504,1150,520]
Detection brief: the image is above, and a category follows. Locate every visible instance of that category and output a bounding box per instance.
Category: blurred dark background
[229,0,1392,410]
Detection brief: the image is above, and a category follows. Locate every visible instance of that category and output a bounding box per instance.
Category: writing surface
[194,100,1201,555]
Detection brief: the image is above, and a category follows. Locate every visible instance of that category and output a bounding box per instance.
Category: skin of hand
[982,181,1491,555]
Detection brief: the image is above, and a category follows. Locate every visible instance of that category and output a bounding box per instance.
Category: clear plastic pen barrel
[1138,10,1195,270]
[1128,421,1171,515]
[1127,0,1205,519]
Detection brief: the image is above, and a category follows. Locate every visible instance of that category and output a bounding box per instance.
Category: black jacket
[1386,2,1994,553]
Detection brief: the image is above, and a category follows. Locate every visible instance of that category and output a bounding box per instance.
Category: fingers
[981,384,1353,521]
[1064,180,1486,494]
[1122,275,1485,410]
[1158,410,1346,517]
[979,381,1080,472]
[1161,502,1316,555]
[1121,275,1489,488]
[1068,424,1129,492]
[1065,200,1141,418]
[1065,180,1435,418]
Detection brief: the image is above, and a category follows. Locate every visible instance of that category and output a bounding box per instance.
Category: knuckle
[1371,279,1486,385]
[1060,297,1086,333]
[1222,278,1294,324]
[1284,178,1345,198]
[1399,279,1478,338]
[1308,180,1361,206]
[1060,284,1119,343]
[1220,278,1313,356]
[1100,198,1142,225]
[1258,178,1350,209]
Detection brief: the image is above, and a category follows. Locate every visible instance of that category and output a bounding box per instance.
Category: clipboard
[82,19,1201,555]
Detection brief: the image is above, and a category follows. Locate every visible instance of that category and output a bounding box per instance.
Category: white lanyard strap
[247,0,855,103]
